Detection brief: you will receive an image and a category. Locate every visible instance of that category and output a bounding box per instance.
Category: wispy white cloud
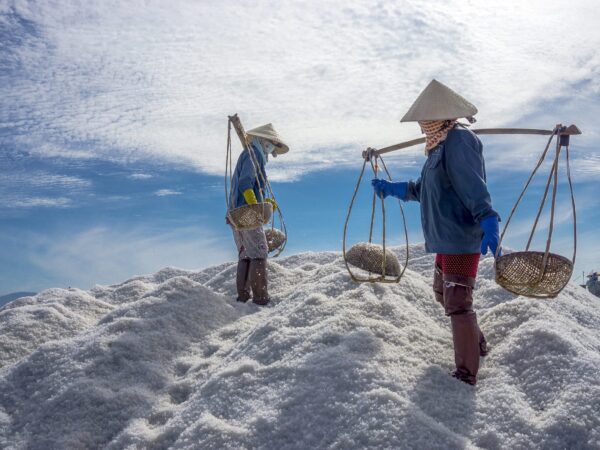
[129,173,153,180]
[154,189,181,197]
[96,195,131,203]
[6,196,72,208]
[0,225,234,292]
[25,143,98,160]
[0,171,91,208]
[1,0,599,181]
[0,172,91,189]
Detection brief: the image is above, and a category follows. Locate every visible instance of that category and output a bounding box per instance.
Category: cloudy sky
[1,0,599,294]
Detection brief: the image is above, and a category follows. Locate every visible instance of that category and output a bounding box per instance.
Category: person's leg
[249,258,269,305]
[433,254,444,307]
[443,273,479,385]
[440,253,487,355]
[441,253,483,385]
[232,227,252,302]
[243,227,270,306]
[478,324,488,357]
[236,258,252,302]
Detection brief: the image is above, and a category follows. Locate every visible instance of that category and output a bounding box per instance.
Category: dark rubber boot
[443,274,480,385]
[236,258,252,303]
[249,258,270,306]
[433,264,444,307]
[478,326,489,357]
[450,312,480,385]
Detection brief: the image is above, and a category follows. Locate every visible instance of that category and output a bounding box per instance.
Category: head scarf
[251,137,279,162]
[419,119,457,155]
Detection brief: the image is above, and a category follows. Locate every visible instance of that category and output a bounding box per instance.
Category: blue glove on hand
[480,215,501,257]
[371,179,408,200]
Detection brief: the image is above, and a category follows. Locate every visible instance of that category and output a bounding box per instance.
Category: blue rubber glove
[480,215,501,257]
[371,179,408,200]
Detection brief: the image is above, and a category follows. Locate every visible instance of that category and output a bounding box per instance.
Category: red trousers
[435,253,480,278]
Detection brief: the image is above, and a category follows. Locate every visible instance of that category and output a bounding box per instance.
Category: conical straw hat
[246,123,289,155]
[400,79,478,122]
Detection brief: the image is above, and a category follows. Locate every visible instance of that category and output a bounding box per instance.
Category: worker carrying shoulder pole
[372,80,501,385]
[229,123,289,306]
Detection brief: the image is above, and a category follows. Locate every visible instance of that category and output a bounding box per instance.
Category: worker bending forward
[373,80,500,385]
[228,124,289,306]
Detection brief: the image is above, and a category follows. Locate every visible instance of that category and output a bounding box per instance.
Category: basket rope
[495,124,577,296]
[225,114,287,257]
[342,149,409,283]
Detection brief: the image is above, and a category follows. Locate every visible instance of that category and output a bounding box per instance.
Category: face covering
[258,138,279,162]
[250,137,268,162]
[261,140,276,156]
[419,119,457,155]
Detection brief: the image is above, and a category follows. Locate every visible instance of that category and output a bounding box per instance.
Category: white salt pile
[1,245,599,449]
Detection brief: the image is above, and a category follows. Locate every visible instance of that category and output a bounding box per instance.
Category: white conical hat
[246,123,289,155]
[400,79,478,122]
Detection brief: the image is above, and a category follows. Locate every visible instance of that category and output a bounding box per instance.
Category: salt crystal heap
[1,244,599,449]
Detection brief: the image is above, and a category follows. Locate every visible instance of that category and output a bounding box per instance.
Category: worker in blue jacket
[228,123,289,306]
[372,80,500,385]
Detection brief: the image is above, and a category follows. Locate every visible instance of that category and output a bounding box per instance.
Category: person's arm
[372,179,419,202]
[238,153,259,204]
[444,132,497,222]
[250,145,269,196]
[405,178,421,202]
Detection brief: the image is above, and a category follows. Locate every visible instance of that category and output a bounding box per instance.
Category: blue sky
[1,0,599,295]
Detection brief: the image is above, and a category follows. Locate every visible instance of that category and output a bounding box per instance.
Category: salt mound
[1,245,599,449]
[0,288,113,368]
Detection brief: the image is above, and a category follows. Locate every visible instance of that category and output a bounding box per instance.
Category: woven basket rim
[496,250,573,265]
[495,250,573,299]
[228,202,273,230]
[229,202,273,214]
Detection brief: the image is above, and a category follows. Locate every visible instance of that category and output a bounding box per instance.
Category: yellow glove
[265,198,278,211]
[243,189,258,205]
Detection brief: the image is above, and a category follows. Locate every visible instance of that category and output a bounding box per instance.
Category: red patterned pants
[435,253,480,278]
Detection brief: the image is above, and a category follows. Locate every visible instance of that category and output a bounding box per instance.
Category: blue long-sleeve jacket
[404,125,499,254]
[229,143,268,209]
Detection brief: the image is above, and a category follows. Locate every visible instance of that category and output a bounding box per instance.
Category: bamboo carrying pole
[363,125,582,159]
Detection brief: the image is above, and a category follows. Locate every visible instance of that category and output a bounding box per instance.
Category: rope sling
[343,148,409,283]
[494,124,577,298]
[346,124,580,297]
[225,114,287,257]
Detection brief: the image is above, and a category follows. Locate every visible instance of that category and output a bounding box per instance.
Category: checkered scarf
[419,119,457,155]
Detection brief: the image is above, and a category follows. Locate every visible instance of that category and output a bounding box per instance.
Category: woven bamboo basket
[265,228,286,252]
[228,203,273,230]
[346,242,401,277]
[495,251,573,298]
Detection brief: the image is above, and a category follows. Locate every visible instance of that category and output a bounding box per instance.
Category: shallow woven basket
[346,242,401,277]
[228,203,273,230]
[495,251,573,298]
[265,228,286,252]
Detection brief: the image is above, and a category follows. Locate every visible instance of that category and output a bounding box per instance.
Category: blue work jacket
[405,125,499,254]
[229,143,268,209]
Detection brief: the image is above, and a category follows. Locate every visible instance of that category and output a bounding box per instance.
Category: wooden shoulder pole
[364,124,582,159]
[228,114,250,149]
